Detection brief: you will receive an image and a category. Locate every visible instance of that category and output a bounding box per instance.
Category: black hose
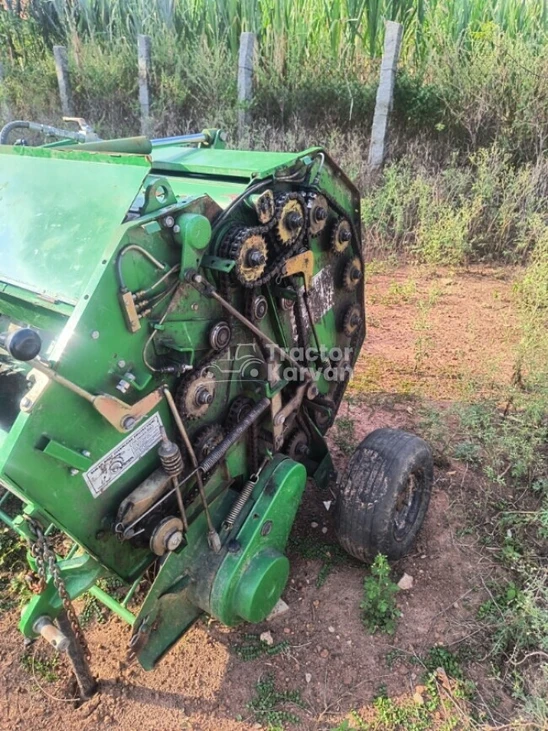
[0,121,30,145]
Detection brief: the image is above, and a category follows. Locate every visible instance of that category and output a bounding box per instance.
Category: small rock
[311,521,319,528]
[305,673,312,684]
[413,691,425,706]
[397,573,414,591]
[323,500,332,511]
[398,665,408,675]
[321,527,328,534]
[420,554,427,559]
[260,631,274,646]
[283,627,291,634]
[320,649,329,658]
[266,598,289,620]
[328,626,335,633]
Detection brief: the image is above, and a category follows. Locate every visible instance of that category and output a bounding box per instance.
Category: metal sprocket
[177,371,217,420]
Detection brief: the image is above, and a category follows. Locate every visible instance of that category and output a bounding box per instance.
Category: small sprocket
[193,424,225,463]
[342,303,363,336]
[342,256,362,291]
[177,371,217,420]
[273,193,307,247]
[307,193,329,237]
[219,227,268,284]
[330,218,352,256]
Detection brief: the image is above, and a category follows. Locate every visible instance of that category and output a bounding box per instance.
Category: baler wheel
[335,428,433,562]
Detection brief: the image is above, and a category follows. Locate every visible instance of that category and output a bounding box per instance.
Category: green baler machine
[0,126,432,695]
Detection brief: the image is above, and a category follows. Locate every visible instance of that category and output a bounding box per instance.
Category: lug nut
[247,250,265,267]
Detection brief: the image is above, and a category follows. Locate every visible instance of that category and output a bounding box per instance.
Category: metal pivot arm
[24,358,164,433]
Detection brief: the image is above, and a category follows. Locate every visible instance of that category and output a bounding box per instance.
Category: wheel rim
[393,469,425,542]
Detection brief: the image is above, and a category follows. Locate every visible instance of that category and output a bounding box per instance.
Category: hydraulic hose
[0,120,91,145]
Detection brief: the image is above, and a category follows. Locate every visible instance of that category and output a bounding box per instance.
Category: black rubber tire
[335,428,433,562]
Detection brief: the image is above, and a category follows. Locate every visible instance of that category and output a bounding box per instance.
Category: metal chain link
[26,518,91,661]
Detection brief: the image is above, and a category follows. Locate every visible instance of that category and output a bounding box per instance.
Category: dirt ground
[0,265,522,730]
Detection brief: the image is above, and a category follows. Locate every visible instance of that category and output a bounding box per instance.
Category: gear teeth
[307,193,329,237]
[286,429,310,461]
[193,424,225,463]
[225,395,255,431]
[342,303,362,336]
[219,227,268,285]
[273,192,307,247]
[330,218,352,256]
[176,370,216,420]
[342,256,362,292]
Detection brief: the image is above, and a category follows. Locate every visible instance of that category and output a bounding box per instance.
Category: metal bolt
[191,303,199,311]
[91,331,100,340]
[261,520,273,537]
[315,206,327,221]
[82,450,91,458]
[117,360,127,369]
[121,415,137,431]
[165,530,183,552]
[340,229,352,242]
[163,215,175,228]
[274,413,286,426]
[295,443,310,457]
[247,249,266,267]
[20,397,32,410]
[173,224,181,234]
[69,469,80,477]
[286,211,304,230]
[196,388,213,406]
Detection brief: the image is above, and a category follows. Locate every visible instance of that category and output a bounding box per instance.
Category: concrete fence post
[238,32,256,140]
[368,21,404,171]
[53,45,74,117]
[138,34,152,136]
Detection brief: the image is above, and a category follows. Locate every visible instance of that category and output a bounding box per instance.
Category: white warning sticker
[83,413,164,498]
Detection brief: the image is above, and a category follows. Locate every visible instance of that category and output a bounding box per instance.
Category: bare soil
[0,265,521,730]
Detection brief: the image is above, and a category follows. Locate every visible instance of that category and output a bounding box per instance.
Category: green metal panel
[0,146,151,304]
[151,146,320,180]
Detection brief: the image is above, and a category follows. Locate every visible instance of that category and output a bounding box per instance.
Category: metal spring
[158,439,184,477]
[223,476,258,530]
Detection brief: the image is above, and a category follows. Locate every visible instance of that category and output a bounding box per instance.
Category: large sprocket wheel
[220,228,268,284]
[177,371,217,420]
[274,193,307,247]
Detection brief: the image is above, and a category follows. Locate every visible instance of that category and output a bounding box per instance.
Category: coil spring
[223,476,258,530]
[158,439,184,477]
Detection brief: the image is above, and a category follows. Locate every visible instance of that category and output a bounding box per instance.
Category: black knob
[3,329,42,362]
